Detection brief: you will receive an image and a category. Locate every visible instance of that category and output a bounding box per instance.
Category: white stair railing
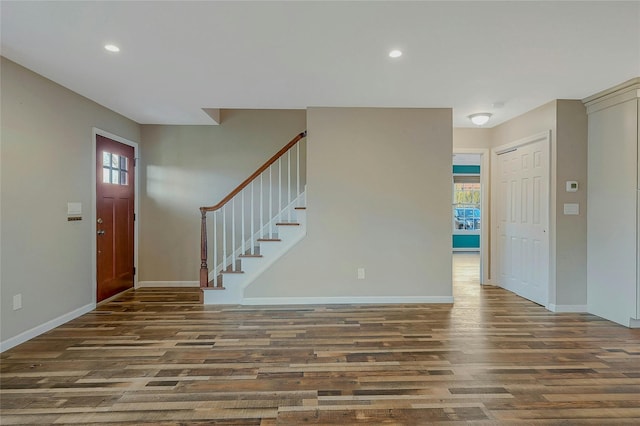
[199,131,307,289]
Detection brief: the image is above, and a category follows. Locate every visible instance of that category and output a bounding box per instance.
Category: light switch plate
[563,203,579,215]
[67,202,82,215]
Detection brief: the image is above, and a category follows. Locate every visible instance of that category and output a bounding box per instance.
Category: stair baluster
[249,182,253,255]
[288,150,292,222]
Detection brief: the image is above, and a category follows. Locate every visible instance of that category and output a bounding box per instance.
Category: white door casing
[452,148,490,285]
[91,128,139,304]
[492,132,550,307]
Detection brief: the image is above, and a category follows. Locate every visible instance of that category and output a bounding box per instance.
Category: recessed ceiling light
[104,44,120,53]
[389,49,402,58]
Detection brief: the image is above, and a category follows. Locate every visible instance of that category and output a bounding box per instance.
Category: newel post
[199,208,209,288]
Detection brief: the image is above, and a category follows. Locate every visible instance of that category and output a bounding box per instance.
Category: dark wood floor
[2,254,640,424]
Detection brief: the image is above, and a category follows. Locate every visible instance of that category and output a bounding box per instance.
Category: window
[103,151,128,185]
[453,177,480,231]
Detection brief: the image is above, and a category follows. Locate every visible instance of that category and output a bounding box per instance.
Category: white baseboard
[0,303,95,353]
[137,281,199,288]
[548,304,588,313]
[241,296,454,306]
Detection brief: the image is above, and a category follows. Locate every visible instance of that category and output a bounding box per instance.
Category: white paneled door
[495,135,549,306]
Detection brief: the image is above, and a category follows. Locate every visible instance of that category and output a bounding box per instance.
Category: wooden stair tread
[239,254,263,258]
[257,238,282,242]
[203,285,225,290]
[276,222,300,226]
[220,270,244,274]
[294,207,306,210]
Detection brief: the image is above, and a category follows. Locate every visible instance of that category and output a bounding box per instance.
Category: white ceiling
[1,1,639,127]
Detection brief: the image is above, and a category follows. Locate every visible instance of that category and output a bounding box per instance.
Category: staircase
[199,131,307,304]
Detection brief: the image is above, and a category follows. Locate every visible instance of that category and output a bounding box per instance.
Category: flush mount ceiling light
[104,44,120,53]
[388,49,402,58]
[468,113,492,126]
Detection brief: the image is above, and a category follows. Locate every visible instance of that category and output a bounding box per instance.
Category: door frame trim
[490,130,552,307]
[452,148,490,285]
[92,128,139,304]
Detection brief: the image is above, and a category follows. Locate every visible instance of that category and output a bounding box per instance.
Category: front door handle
[97,230,105,235]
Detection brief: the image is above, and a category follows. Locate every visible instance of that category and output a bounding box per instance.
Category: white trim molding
[241,296,454,306]
[582,77,640,114]
[547,304,588,313]
[137,281,199,288]
[0,303,95,353]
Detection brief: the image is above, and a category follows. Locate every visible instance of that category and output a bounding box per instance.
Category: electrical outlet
[357,268,365,280]
[13,294,22,310]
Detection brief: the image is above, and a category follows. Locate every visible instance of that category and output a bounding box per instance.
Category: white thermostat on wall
[566,181,578,192]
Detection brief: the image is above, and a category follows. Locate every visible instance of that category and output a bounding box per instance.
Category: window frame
[452,176,481,235]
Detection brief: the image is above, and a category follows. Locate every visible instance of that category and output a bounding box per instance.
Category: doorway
[453,154,481,252]
[452,150,489,286]
[95,133,137,302]
[492,132,550,306]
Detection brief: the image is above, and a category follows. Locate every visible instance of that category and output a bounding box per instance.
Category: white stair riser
[256,241,283,259]
[219,272,246,289]
[202,285,243,304]
[273,225,301,240]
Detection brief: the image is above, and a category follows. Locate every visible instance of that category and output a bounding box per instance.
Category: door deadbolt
[97,218,103,224]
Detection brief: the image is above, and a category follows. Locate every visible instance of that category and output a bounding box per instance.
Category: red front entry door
[96,135,135,302]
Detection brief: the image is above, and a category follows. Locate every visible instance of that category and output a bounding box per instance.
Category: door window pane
[102,151,129,186]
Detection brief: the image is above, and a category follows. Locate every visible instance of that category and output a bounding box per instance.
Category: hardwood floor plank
[2,254,639,424]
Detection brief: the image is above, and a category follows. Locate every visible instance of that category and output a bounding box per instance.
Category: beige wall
[491,102,557,149]
[555,100,588,306]
[139,110,306,282]
[246,107,453,300]
[1,57,140,343]
[453,127,492,150]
